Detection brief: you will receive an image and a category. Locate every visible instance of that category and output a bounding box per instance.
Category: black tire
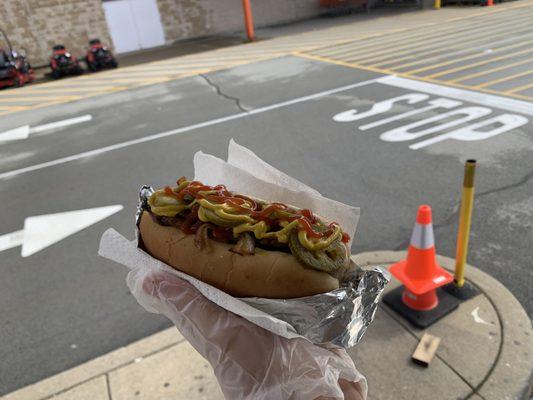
[52,70,61,79]
[110,59,118,68]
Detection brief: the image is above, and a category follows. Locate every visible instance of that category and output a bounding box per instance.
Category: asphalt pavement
[1,11,533,396]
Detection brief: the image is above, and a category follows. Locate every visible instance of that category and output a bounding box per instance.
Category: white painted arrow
[0,205,123,257]
[0,126,30,142]
[0,115,92,143]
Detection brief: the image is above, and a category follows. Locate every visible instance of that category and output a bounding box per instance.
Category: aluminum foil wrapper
[133,186,389,348]
[242,268,389,347]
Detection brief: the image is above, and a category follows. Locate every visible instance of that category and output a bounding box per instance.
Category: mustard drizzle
[148,181,343,251]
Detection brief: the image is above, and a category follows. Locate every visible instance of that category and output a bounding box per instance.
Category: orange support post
[486,0,493,5]
[242,0,256,41]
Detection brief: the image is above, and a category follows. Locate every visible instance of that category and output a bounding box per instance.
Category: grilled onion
[194,223,215,252]
[230,232,255,255]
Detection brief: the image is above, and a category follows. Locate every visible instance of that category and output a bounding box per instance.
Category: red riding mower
[49,44,83,79]
[0,29,34,89]
[85,39,118,72]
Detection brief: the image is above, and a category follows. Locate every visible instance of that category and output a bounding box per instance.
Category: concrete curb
[354,251,533,400]
[1,328,184,400]
[2,251,531,400]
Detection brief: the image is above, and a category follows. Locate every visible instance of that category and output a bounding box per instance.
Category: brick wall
[1,0,322,66]
[0,0,112,66]
[156,0,322,44]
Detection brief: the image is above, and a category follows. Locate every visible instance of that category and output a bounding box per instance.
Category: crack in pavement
[199,74,251,113]
[393,169,533,251]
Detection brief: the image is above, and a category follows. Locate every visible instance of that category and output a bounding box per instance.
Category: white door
[129,0,166,49]
[102,0,166,54]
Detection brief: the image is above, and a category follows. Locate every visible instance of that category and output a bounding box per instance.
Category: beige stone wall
[0,0,112,66]
[1,0,322,65]
[156,0,322,44]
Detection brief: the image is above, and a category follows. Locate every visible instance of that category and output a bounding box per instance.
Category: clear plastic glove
[127,267,367,400]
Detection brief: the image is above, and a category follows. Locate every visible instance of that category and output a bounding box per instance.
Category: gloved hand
[127,267,367,400]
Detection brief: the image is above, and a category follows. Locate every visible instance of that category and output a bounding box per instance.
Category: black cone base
[442,281,480,301]
[383,286,459,329]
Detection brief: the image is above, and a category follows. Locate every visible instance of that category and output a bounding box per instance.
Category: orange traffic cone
[384,205,459,328]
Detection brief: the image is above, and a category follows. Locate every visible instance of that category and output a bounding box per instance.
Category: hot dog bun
[139,212,340,298]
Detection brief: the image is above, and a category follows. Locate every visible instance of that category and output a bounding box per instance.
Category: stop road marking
[333,89,529,150]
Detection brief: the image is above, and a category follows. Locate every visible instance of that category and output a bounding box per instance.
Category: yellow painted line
[449,58,533,83]
[308,30,414,58]
[0,95,81,101]
[259,41,367,52]
[279,39,353,48]
[303,21,487,56]
[504,82,533,94]
[107,68,200,75]
[271,0,531,52]
[475,70,533,88]
[89,72,198,80]
[405,38,533,75]
[23,80,130,88]
[374,30,533,69]
[354,15,533,64]
[23,80,121,89]
[23,86,123,93]
[376,25,533,69]
[148,60,249,69]
[92,77,164,84]
[317,9,525,57]
[348,16,533,64]
[294,52,397,75]
[0,105,30,111]
[0,97,64,103]
[314,10,527,60]
[122,62,247,71]
[133,58,255,67]
[424,47,533,79]
[155,52,284,64]
[295,52,533,102]
[121,64,245,74]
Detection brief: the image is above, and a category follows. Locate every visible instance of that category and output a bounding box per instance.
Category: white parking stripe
[0,78,380,180]
[29,115,93,134]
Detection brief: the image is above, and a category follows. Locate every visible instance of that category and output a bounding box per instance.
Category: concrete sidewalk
[3,252,531,400]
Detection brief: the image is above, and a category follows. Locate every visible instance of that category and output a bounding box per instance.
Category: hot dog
[138,177,353,299]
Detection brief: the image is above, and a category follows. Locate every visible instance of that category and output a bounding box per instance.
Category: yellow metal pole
[454,159,476,287]
[434,0,441,9]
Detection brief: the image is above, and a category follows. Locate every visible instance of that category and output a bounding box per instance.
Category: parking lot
[1,2,532,394]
